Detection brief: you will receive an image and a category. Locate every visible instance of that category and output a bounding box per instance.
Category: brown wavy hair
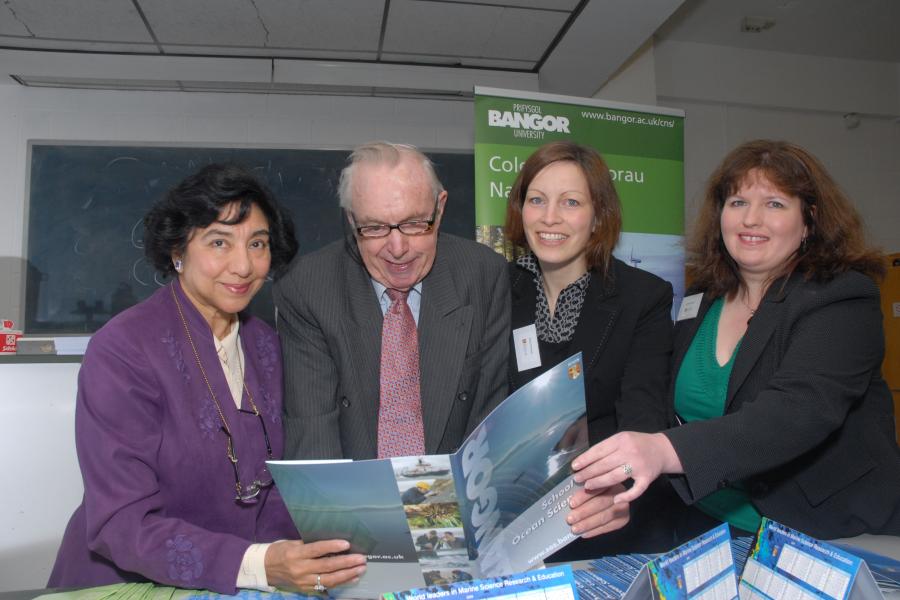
[688,139,884,297]
[504,141,622,277]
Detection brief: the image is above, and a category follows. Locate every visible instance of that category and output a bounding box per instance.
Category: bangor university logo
[487,106,570,139]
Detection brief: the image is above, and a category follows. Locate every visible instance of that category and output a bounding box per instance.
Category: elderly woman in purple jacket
[48,164,366,595]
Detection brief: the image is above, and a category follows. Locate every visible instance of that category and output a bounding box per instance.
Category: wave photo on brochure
[268,353,588,599]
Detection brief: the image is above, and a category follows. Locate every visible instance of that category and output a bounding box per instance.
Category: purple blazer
[48,280,298,594]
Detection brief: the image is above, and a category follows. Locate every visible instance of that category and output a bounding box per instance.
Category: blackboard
[25,143,475,334]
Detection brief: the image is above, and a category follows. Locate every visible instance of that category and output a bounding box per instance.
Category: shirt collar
[213,318,240,355]
[372,279,423,302]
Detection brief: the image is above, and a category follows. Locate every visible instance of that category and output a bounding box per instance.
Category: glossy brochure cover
[268,353,588,599]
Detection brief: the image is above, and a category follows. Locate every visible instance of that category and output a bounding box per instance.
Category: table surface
[4,534,899,600]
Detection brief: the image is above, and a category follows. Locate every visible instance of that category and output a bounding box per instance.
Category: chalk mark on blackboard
[132,259,149,286]
[132,258,167,288]
[105,156,139,169]
[82,195,94,210]
[131,218,145,249]
[74,238,86,256]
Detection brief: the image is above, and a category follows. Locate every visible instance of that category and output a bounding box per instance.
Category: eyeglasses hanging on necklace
[171,285,273,504]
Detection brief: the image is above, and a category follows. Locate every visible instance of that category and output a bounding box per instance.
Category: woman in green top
[568,139,900,540]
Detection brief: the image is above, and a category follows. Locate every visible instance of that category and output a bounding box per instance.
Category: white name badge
[676,293,703,321]
[512,324,541,371]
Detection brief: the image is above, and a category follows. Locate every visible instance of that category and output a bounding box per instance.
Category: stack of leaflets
[269,354,589,598]
[830,543,900,595]
[574,536,754,599]
[579,524,740,600]
[741,519,888,600]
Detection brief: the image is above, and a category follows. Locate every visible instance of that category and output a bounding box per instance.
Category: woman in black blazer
[505,141,677,558]
[572,140,900,540]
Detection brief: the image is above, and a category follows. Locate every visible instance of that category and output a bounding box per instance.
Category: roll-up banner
[473,86,686,313]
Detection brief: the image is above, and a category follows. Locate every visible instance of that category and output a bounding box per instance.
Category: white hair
[338,141,444,210]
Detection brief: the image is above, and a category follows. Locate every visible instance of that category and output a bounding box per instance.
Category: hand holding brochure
[269,353,588,598]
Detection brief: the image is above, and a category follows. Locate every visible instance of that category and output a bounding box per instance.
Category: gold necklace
[171,285,266,496]
[740,291,759,316]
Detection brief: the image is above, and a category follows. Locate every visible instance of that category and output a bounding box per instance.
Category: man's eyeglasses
[352,197,440,239]
[224,407,274,504]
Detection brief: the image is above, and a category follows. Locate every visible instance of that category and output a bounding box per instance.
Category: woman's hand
[265,539,367,593]
[566,484,630,538]
[572,432,683,504]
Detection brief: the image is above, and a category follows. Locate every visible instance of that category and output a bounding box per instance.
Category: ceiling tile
[0,0,152,42]
[384,0,565,62]
[253,0,383,52]
[140,0,269,46]
[143,0,384,53]
[480,7,568,60]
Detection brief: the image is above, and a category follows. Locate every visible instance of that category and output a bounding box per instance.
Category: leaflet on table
[830,542,900,592]
[268,353,588,599]
[740,518,883,600]
[381,564,579,600]
[620,523,739,600]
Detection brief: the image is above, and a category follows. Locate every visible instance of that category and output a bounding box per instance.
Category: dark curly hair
[143,163,298,279]
[504,141,622,277]
[689,139,884,297]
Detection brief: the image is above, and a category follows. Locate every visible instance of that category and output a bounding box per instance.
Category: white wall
[0,362,81,591]
[651,40,900,252]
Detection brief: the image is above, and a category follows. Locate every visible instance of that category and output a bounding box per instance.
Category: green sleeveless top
[674,297,762,533]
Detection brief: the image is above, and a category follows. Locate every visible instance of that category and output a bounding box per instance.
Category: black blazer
[510,258,674,443]
[665,270,900,539]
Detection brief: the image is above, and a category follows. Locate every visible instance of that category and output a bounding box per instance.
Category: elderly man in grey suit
[274,141,510,461]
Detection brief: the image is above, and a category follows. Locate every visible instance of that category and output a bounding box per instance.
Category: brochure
[269,353,588,599]
[740,518,883,600]
[619,523,738,600]
[381,564,579,600]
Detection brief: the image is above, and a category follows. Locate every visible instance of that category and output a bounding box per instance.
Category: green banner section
[475,143,683,235]
[474,92,685,231]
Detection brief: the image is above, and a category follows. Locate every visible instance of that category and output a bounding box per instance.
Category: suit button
[717,480,728,490]
[340,397,350,408]
[457,392,468,402]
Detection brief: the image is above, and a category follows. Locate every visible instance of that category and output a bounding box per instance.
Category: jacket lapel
[725,277,795,409]
[571,270,619,371]
[340,240,384,455]
[418,249,472,453]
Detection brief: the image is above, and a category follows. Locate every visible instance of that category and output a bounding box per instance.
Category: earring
[173,259,183,272]
[800,237,808,253]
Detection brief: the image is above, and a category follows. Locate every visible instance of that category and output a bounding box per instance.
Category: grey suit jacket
[273,233,511,460]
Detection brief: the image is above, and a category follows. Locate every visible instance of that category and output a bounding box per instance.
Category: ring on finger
[314,573,327,593]
[621,463,633,477]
